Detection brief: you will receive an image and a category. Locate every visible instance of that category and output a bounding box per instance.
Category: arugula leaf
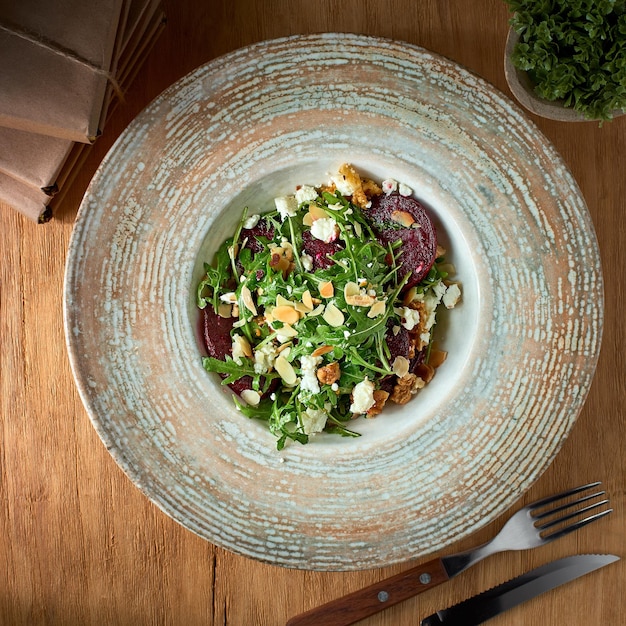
[506,0,626,120]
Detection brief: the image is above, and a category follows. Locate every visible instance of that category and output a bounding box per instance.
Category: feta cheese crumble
[301,407,329,435]
[274,195,298,220]
[349,378,376,414]
[443,283,462,309]
[295,185,319,204]
[382,178,398,194]
[300,354,321,393]
[310,217,338,243]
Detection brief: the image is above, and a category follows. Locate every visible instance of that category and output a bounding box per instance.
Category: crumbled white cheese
[300,355,321,393]
[433,281,447,300]
[310,217,338,243]
[254,342,278,374]
[398,183,413,197]
[382,178,398,194]
[243,214,260,229]
[301,253,313,271]
[300,407,328,435]
[295,185,319,204]
[443,283,461,309]
[349,378,376,414]
[274,195,298,220]
[399,306,421,331]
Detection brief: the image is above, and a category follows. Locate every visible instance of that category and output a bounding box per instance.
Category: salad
[197,164,461,449]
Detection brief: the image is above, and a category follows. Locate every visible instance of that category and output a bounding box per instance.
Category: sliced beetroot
[385,321,411,362]
[301,229,344,270]
[203,305,235,360]
[241,217,274,255]
[365,193,438,288]
[377,228,437,288]
[366,193,433,229]
[202,306,271,396]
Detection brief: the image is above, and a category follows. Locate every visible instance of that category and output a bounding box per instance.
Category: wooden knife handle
[286,557,449,626]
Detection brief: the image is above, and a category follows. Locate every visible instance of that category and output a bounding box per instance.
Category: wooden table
[1,1,624,624]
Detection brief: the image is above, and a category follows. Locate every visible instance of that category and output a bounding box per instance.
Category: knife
[421,554,619,626]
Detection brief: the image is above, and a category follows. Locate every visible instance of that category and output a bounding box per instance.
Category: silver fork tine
[537,498,612,531]
[540,507,613,543]
[528,480,601,509]
[532,490,607,521]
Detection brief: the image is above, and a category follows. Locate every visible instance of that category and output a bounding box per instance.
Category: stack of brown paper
[0,0,165,222]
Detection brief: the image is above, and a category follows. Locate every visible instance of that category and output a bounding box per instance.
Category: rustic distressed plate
[64,33,603,571]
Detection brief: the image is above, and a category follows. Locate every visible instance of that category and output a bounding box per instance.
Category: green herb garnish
[505,0,626,120]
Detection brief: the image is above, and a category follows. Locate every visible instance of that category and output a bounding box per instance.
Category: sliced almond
[273,305,301,325]
[234,334,253,358]
[392,356,410,378]
[275,355,297,385]
[276,294,293,308]
[240,389,261,406]
[323,302,345,327]
[241,285,257,316]
[217,303,232,318]
[346,294,376,307]
[302,290,314,310]
[343,282,360,298]
[391,210,416,227]
[309,204,330,221]
[429,349,448,369]
[308,304,325,317]
[311,345,334,357]
[368,300,386,318]
[402,286,417,306]
[282,242,294,260]
[275,323,298,339]
[319,281,334,298]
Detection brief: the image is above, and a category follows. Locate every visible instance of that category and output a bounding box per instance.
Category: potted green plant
[504,0,626,122]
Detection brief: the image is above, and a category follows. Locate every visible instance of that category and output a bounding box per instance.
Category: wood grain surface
[1,1,624,624]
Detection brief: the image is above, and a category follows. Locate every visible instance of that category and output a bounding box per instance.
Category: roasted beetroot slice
[366,192,432,229]
[301,229,344,270]
[365,192,438,288]
[203,305,235,359]
[241,217,274,255]
[378,226,437,288]
[385,320,411,361]
[202,306,275,397]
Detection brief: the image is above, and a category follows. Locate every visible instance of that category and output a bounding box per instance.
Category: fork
[286,481,612,626]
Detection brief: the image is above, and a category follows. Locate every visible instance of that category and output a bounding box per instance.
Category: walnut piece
[366,390,390,417]
[390,373,423,405]
[316,362,341,385]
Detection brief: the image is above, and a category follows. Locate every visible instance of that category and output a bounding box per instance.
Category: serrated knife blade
[421,554,619,626]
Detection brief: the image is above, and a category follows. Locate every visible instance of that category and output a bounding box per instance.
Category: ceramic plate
[64,33,603,571]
